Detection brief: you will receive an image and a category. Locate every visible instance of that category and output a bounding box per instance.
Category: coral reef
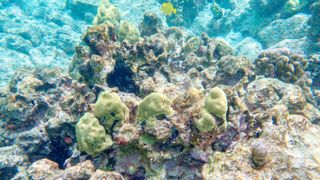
[0,68,95,176]
[1,0,319,88]
[57,6,320,178]
[0,0,319,179]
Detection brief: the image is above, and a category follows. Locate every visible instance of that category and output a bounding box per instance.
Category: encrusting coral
[76,113,113,156]
[205,87,228,121]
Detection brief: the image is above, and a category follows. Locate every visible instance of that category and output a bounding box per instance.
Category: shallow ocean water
[0,0,319,179]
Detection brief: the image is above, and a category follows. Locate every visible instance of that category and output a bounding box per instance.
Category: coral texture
[76,113,113,156]
[136,93,174,128]
[94,91,129,130]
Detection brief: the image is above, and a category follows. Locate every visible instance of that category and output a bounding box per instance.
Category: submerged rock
[307,1,320,52]
[202,113,320,179]
[258,14,310,47]
[27,159,123,179]
[66,0,99,21]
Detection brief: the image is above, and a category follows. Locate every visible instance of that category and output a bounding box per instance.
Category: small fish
[161,2,177,16]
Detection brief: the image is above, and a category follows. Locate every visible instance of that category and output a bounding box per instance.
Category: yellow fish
[161,2,177,16]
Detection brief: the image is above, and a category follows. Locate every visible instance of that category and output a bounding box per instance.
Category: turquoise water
[0,0,319,87]
[0,0,319,179]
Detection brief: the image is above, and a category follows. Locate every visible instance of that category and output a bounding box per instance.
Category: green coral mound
[136,93,174,128]
[76,113,113,156]
[205,87,228,120]
[195,110,217,133]
[117,21,140,44]
[195,87,228,133]
[94,91,129,130]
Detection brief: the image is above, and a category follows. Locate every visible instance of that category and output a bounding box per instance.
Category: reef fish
[161,2,177,16]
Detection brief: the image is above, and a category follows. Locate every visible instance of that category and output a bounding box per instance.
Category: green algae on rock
[76,113,113,156]
[136,93,174,128]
